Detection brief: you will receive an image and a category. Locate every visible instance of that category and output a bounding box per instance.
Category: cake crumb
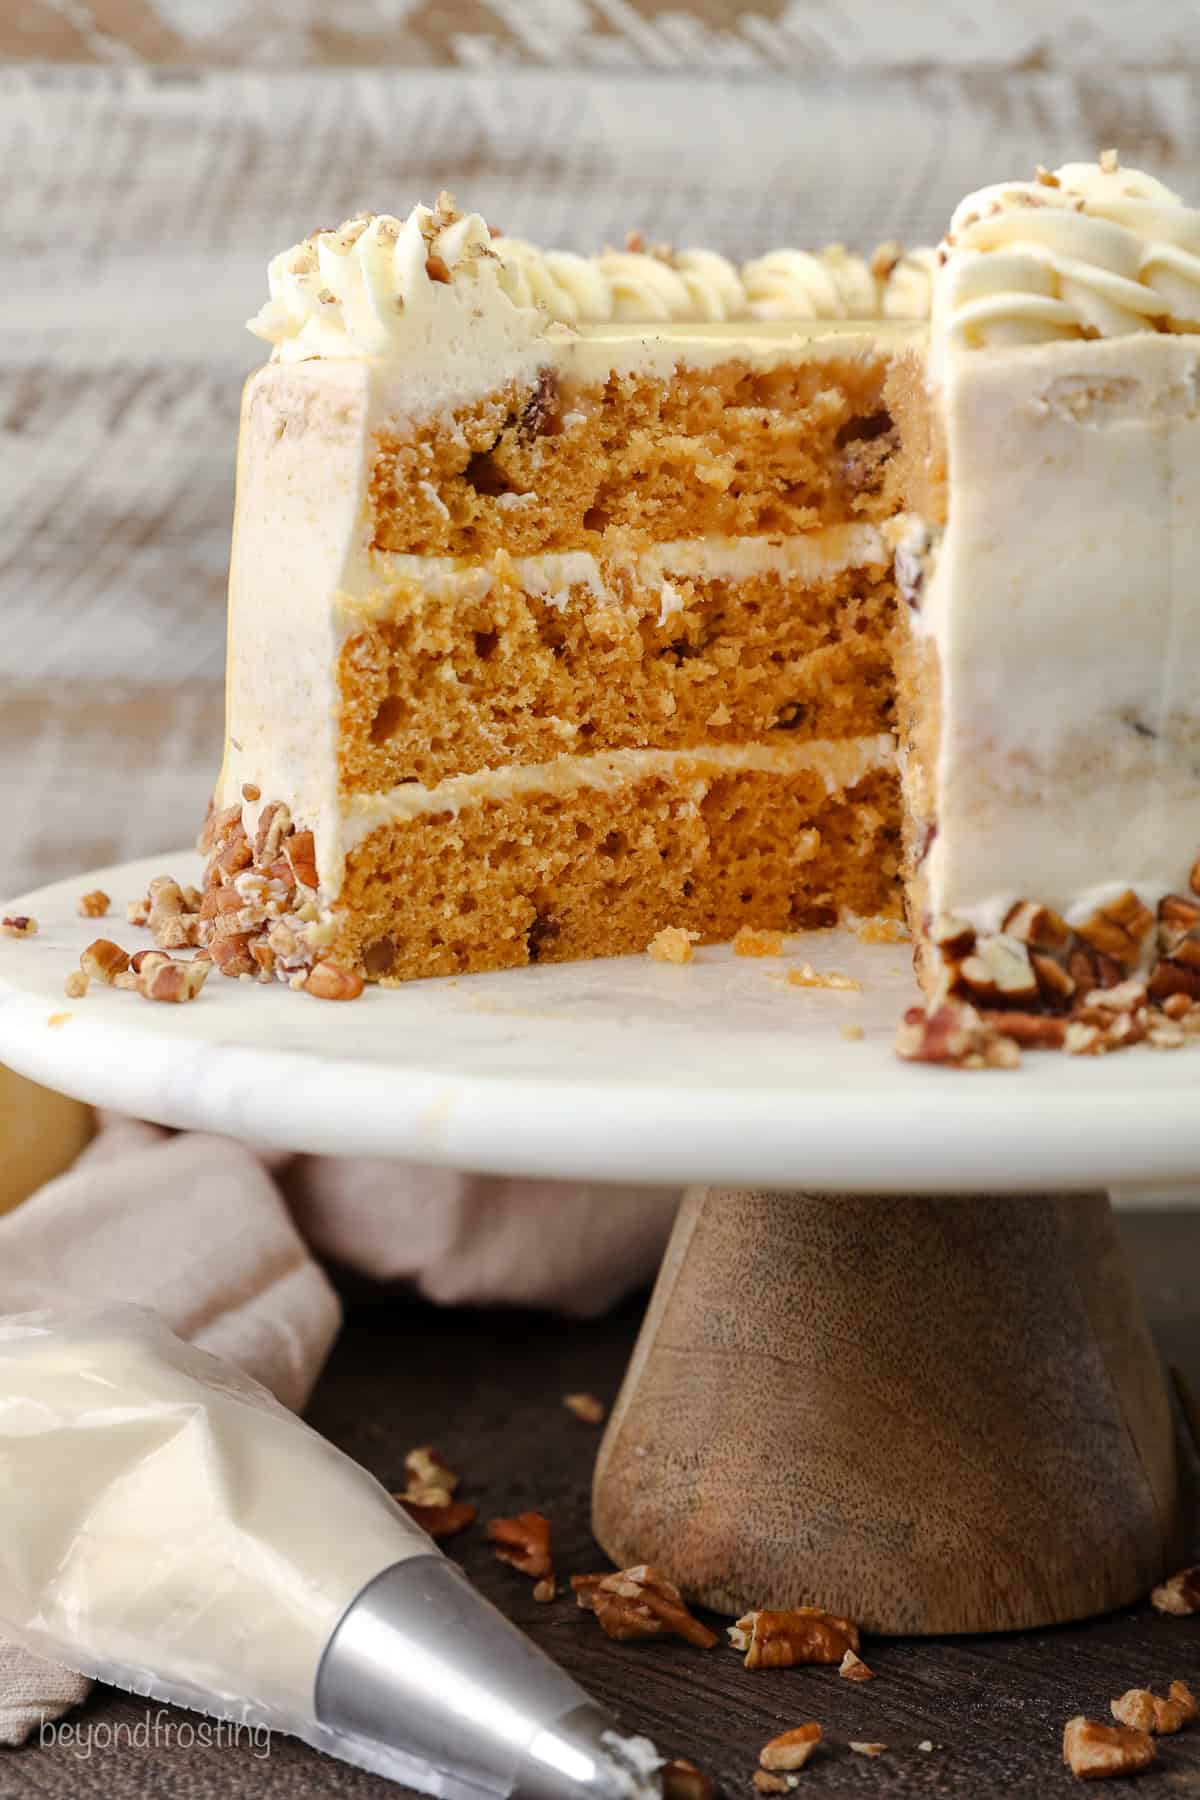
[47,1011,71,1028]
[917,1741,934,1753]
[648,926,699,965]
[840,1024,865,1042]
[64,970,89,999]
[734,927,784,958]
[855,915,908,945]
[563,1392,606,1425]
[533,1576,557,1604]
[77,890,110,919]
[788,964,861,992]
[849,1743,886,1758]
[1099,147,1120,174]
[2,915,37,938]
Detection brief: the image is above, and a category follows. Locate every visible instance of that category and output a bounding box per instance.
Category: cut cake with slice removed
[196,167,1200,1059]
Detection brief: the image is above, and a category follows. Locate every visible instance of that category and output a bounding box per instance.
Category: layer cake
[196,161,1200,1059]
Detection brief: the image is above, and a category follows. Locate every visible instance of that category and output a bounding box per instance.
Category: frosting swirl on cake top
[248,200,935,356]
[248,195,544,362]
[938,154,1200,349]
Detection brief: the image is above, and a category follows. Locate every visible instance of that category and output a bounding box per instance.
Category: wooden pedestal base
[593,1189,1183,1635]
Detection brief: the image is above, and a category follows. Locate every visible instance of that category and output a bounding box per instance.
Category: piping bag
[0,1305,662,1799]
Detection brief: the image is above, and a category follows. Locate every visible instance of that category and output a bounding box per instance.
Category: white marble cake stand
[1,851,1196,1639]
[0,851,1198,1193]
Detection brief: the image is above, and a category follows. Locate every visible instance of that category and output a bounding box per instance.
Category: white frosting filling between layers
[342,735,896,852]
[350,524,889,618]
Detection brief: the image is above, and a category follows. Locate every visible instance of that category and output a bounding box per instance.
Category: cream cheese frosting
[346,525,889,620]
[936,154,1200,355]
[248,196,934,357]
[920,317,1200,937]
[341,736,896,850]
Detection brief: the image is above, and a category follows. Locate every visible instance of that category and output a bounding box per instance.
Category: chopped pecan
[1003,899,1071,951]
[930,913,975,958]
[77,889,110,919]
[957,933,1038,1002]
[209,934,256,978]
[661,1759,714,1800]
[286,829,319,892]
[396,1497,477,1539]
[1111,1680,1197,1734]
[1148,957,1200,1003]
[980,1009,1067,1049]
[532,1577,557,1604]
[304,961,364,1001]
[241,781,261,802]
[1062,1716,1155,1779]
[486,1511,552,1578]
[752,1774,793,1794]
[838,1647,873,1680]
[728,1607,858,1670]
[572,1566,718,1649]
[217,825,253,879]
[759,1725,821,1772]
[140,957,209,1003]
[1069,944,1124,992]
[895,1001,1020,1069]
[1030,951,1076,1005]
[404,1446,458,1495]
[1082,977,1147,1014]
[254,802,292,862]
[563,1392,606,1424]
[1158,892,1200,939]
[80,939,130,983]
[1076,890,1155,970]
[1151,1566,1200,1615]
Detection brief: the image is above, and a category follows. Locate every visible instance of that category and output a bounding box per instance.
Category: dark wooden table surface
[3,1208,1198,1799]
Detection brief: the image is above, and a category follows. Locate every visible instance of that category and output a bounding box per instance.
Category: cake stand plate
[0,851,1194,1635]
[1,852,1199,1193]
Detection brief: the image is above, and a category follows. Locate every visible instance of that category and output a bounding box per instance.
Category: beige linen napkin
[0,1117,677,1745]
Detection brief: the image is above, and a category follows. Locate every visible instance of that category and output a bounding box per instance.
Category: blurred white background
[3,0,1200,896]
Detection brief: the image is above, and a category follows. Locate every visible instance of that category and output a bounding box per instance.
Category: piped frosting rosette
[937,157,1200,351]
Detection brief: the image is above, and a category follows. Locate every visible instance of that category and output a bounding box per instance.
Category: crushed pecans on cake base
[900,878,1200,1067]
[193,799,360,999]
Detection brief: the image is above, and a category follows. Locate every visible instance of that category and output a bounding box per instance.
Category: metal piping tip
[316,1556,662,1800]
[520,1705,662,1800]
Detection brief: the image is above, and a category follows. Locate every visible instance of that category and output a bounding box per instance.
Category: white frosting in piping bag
[0,1307,434,1735]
